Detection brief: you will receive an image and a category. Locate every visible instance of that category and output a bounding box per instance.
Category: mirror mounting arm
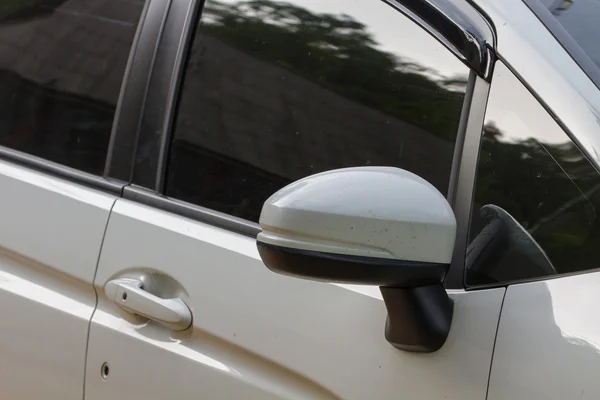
[380,284,453,352]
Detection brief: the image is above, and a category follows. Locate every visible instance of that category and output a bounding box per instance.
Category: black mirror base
[380,283,453,352]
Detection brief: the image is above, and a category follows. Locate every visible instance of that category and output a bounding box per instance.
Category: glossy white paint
[258,167,456,263]
[488,272,600,400]
[0,159,115,399]
[86,199,504,400]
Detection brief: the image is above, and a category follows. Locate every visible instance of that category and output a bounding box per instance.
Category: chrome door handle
[105,278,192,331]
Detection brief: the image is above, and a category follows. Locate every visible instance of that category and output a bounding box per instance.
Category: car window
[164,0,470,222]
[467,62,600,286]
[0,0,146,175]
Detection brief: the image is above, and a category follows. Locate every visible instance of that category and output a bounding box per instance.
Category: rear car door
[84,0,506,399]
[0,0,148,398]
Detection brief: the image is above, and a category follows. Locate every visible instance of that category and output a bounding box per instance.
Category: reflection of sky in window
[540,0,600,69]
[205,0,468,80]
[488,63,569,145]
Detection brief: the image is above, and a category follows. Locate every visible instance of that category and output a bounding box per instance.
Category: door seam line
[82,197,118,400]
[485,287,507,400]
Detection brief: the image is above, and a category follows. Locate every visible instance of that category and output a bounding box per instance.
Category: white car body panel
[0,159,115,399]
[488,272,600,400]
[85,199,505,400]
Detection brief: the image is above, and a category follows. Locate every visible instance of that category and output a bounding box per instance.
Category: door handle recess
[105,278,192,331]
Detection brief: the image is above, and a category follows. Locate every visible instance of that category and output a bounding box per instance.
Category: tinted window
[166,0,469,222]
[467,63,600,286]
[0,0,145,174]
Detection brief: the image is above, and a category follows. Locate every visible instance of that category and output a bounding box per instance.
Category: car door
[84,0,505,399]
[0,0,147,398]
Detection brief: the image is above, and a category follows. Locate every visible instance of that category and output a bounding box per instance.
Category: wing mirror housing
[256,167,457,352]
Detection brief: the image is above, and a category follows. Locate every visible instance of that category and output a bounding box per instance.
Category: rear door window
[0,0,146,174]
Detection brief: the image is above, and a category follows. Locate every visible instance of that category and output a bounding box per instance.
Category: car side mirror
[256,167,457,352]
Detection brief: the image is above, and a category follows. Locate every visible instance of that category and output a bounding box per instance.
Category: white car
[0,0,599,398]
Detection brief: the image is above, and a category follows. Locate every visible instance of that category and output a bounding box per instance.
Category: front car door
[84,0,507,399]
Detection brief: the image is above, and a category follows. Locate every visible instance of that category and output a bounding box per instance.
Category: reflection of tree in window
[469,121,600,284]
[199,0,466,140]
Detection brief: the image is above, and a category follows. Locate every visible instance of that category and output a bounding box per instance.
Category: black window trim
[0,145,124,195]
[128,0,199,189]
[105,0,174,183]
[124,184,261,236]
[444,73,491,289]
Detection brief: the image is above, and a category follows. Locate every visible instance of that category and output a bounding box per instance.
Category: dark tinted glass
[0,0,145,175]
[166,0,469,222]
[467,64,600,286]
